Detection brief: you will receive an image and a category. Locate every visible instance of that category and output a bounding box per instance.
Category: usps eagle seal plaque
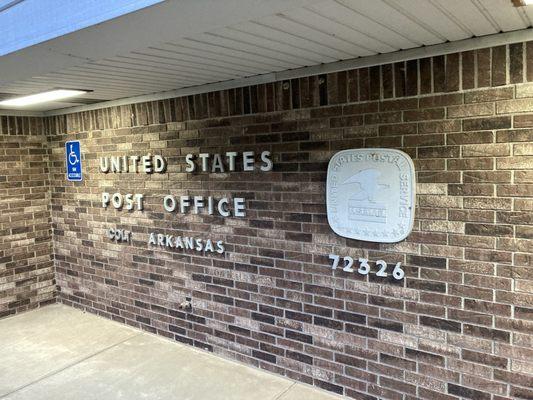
[326,148,416,243]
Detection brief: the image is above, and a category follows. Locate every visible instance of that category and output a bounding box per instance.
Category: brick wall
[11,42,533,399]
[0,117,56,318]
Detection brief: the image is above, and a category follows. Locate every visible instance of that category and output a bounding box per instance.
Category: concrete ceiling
[1,0,533,113]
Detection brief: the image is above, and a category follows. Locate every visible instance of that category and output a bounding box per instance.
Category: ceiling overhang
[1,0,533,116]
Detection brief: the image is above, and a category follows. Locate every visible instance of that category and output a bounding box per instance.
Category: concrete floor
[0,304,343,400]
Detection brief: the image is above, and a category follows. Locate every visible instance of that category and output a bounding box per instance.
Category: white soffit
[0,0,164,56]
[0,0,533,114]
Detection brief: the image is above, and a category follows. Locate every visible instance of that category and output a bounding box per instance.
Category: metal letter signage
[326,148,416,243]
[65,141,82,181]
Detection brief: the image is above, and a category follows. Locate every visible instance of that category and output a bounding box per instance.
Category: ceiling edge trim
[0,109,44,116]
[16,28,533,117]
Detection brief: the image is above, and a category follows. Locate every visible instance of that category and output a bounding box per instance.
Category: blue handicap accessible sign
[66,141,82,181]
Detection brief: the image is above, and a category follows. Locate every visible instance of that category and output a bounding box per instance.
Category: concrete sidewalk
[0,305,343,400]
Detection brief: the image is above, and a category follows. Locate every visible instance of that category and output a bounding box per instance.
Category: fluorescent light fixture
[0,89,88,107]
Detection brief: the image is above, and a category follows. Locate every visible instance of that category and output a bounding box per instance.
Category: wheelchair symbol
[68,144,79,165]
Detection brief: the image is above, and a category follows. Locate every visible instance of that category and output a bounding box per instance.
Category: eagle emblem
[342,168,389,202]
